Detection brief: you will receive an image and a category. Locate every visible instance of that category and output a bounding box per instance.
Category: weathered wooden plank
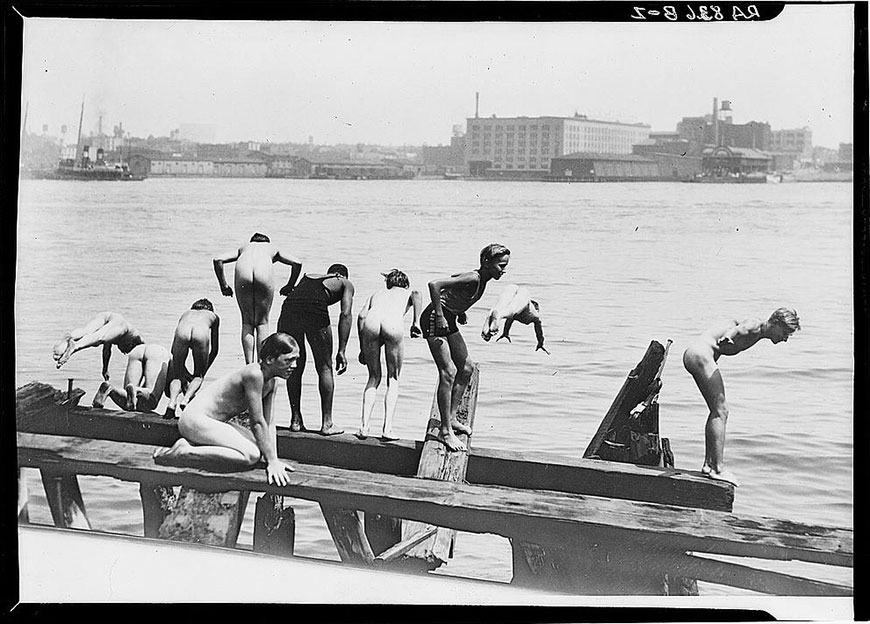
[17,432,852,568]
[253,494,295,557]
[17,383,733,511]
[40,469,91,529]
[584,341,666,460]
[320,506,375,565]
[400,365,480,568]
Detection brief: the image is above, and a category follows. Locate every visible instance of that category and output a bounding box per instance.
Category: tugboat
[38,100,144,181]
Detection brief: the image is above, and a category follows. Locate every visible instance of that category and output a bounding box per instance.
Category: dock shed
[550,152,660,181]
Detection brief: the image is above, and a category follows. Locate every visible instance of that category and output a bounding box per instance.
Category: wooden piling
[398,365,479,570]
[40,469,91,529]
[253,494,295,557]
[139,483,176,538]
[320,506,375,564]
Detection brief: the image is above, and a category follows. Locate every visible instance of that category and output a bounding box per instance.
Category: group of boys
[52,234,801,488]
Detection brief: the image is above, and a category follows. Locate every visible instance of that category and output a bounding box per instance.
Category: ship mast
[75,96,84,169]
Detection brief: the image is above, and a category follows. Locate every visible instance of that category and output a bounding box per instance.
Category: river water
[16,178,853,594]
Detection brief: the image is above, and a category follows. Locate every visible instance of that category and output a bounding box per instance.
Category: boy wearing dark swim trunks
[277,263,354,436]
[425,244,510,451]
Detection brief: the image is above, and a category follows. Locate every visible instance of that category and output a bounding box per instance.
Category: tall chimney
[475,92,479,119]
[713,97,719,147]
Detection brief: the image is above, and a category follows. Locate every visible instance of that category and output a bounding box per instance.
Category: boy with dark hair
[52,311,144,376]
[356,269,422,440]
[165,298,221,418]
[278,263,355,435]
[213,233,303,364]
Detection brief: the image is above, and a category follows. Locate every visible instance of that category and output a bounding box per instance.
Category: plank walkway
[18,432,853,570]
[16,381,734,511]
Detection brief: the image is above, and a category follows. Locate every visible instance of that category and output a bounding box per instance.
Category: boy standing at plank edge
[424,244,511,452]
[683,308,801,487]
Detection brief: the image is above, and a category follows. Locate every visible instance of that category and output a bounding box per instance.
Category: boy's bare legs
[179,334,211,410]
[446,332,474,436]
[358,335,382,439]
[286,332,307,431]
[382,336,403,441]
[309,326,343,435]
[92,381,128,409]
[132,355,169,412]
[684,351,740,487]
[426,334,467,452]
[55,313,127,368]
[166,337,190,416]
[154,416,261,471]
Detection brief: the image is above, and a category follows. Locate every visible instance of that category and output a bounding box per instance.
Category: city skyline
[19,6,855,148]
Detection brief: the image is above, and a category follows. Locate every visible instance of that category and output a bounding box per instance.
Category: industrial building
[771,127,814,160]
[465,113,650,177]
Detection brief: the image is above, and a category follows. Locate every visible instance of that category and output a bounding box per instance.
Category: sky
[18,5,856,148]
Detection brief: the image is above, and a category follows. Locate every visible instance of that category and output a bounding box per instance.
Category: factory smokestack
[475,92,479,119]
[713,97,719,147]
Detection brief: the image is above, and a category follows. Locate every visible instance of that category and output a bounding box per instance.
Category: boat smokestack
[475,92,479,119]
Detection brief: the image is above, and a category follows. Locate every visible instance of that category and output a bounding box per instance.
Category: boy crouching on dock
[153,332,298,486]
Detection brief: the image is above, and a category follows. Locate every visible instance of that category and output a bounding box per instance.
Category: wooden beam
[374,527,438,564]
[17,382,733,511]
[401,365,480,568]
[40,469,91,529]
[17,432,852,568]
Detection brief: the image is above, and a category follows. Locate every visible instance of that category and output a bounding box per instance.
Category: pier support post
[140,483,176,538]
[320,506,375,564]
[40,469,91,529]
[253,494,295,557]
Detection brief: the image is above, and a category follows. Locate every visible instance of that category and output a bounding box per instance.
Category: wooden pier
[15,341,853,596]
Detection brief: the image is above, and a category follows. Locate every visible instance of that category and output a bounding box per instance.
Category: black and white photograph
[8,2,862,619]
